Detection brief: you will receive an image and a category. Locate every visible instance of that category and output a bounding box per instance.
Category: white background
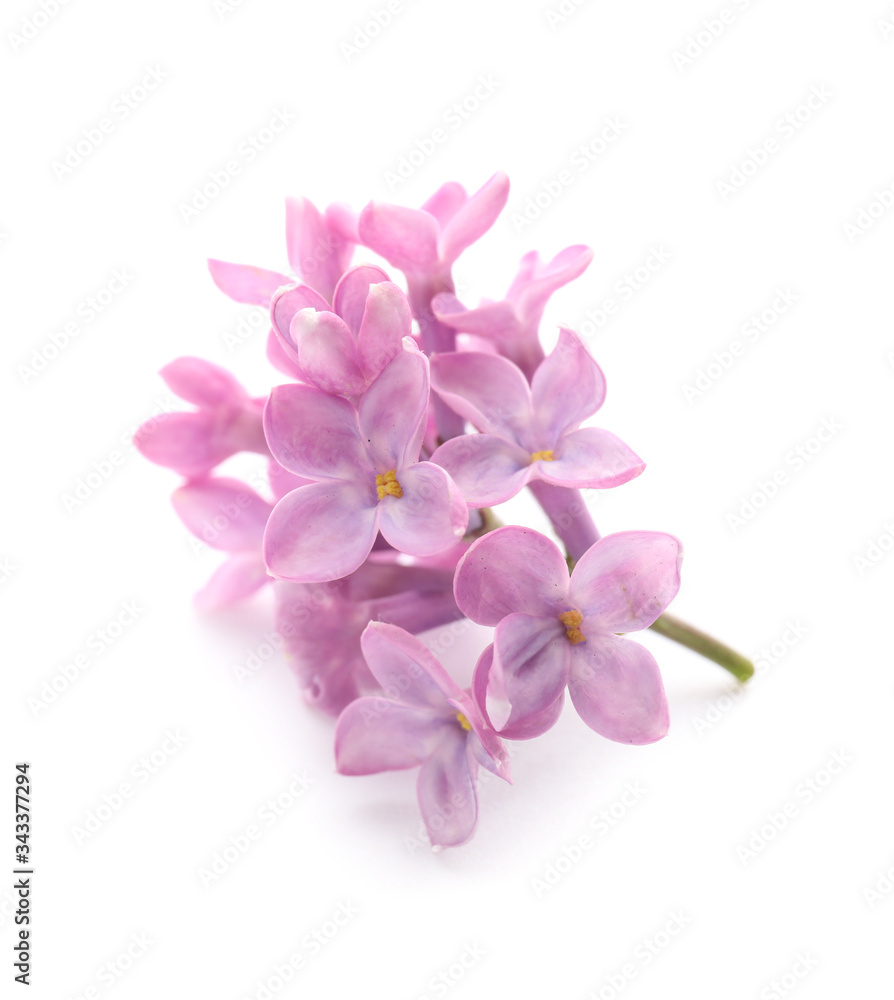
[4,0,894,997]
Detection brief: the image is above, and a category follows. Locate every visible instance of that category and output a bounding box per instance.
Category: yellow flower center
[531,450,555,463]
[375,469,403,500]
[559,609,586,645]
[455,712,472,731]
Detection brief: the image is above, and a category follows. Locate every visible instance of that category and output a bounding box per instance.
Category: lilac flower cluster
[137,173,688,847]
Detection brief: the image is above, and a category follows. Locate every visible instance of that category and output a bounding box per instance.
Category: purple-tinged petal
[438,171,510,265]
[429,351,532,440]
[377,462,468,557]
[356,282,411,381]
[266,329,304,380]
[332,264,391,336]
[359,350,428,471]
[530,328,606,442]
[324,201,360,244]
[268,458,313,501]
[358,201,440,273]
[134,411,228,477]
[172,477,272,551]
[159,357,247,408]
[207,259,291,305]
[537,427,645,490]
[432,295,521,342]
[285,197,353,302]
[360,621,460,710]
[195,553,269,611]
[570,531,683,633]
[567,635,669,744]
[335,698,448,775]
[431,434,531,507]
[290,308,366,396]
[513,245,593,321]
[421,181,467,227]
[269,283,331,364]
[416,730,479,847]
[472,643,565,741]
[264,384,368,480]
[263,481,377,582]
[454,526,571,626]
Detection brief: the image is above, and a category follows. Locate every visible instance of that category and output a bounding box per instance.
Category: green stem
[649,613,754,683]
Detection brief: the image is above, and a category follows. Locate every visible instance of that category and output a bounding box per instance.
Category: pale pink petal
[360,621,460,710]
[269,283,330,363]
[430,434,531,507]
[429,351,532,440]
[438,171,510,265]
[266,329,304,380]
[514,245,593,320]
[172,477,272,551]
[358,201,440,273]
[134,411,228,477]
[263,481,377,582]
[324,201,360,244]
[530,328,606,441]
[567,635,669,744]
[537,427,645,490]
[570,531,683,633]
[160,357,246,408]
[421,181,467,226]
[207,259,291,305]
[285,197,353,302]
[290,308,365,396]
[432,295,521,342]
[359,350,428,470]
[472,643,565,741]
[356,282,411,381]
[264,384,368,480]
[416,730,479,847]
[268,458,313,501]
[505,250,541,301]
[377,462,468,556]
[195,553,269,611]
[453,526,570,626]
[335,698,448,775]
[332,264,391,336]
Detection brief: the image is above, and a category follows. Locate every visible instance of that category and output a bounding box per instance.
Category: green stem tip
[649,612,754,683]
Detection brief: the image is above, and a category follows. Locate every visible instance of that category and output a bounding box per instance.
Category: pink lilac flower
[429,328,644,507]
[268,265,411,396]
[432,245,593,379]
[335,622,511,848]
[207,196,356,305]
[263,350,468,582]
[455,526,682,742]
[134,357,267,478]
[171,476,273,610]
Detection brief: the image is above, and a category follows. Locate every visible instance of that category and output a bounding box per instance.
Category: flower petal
[421,181,467,227]
[429,350,532,440]
[472,642,565,741]
[432,295,521,342]
[359,350,428,470]
[195,553,269,611]
[570,531,683,632]
[377,462,468,557]
[159,357,246,408]
[431,434,531,507]
[335,698,447,775]
[269,283,331,366]
[356,282,411,381]
[268,458,313,501]
[453,525,571,626]
[332,264,391,336]
[358,201,440,273]
[290,308,366,396]
[266,329,304,380]
[438,171,510,265]
[172,477,272,551]
[567,635,669,744]
[264,383,368,480]
[530,327,606,442]
[285,196,353,302]
[513,245,593,321]
[263,481,378,582]
[360,621,460,709]
[207,259,291,305]
[416,730,479,847]
[134,411,228,477]
[537,427,645,489]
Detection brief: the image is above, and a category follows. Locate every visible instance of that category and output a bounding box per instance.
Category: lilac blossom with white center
[171,476,273,610]
[430,327,644,507]
[134,357,268,478]
[455,526,682,742]
[335,622,511,848]
[263,350,468,583]
[433,245,593,379]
